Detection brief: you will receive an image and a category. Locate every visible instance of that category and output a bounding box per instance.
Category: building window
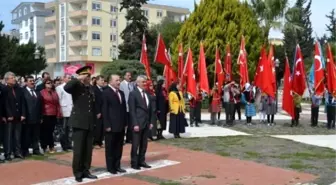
[110,34,117,42]
[61,47,65,61]
[142,9,149,17]
[157,10,163,18]
[92,47,102,56]
[61,19,65,31]
[30,17,33,25]
[20,33,23,40]
[21,21,25,28]
[110,5,117,12]
[92,32,101,40]
[110,19,117,27]
[92,2,101,11]
[19,9,22,17]
[25,20,28,26]
[92,17,101,26]
[25,32,28,39]
[61,4,65,17]
[24,7,27,15]
[13,13,17,19]
[61,34,65,46]
[110,45,118,59]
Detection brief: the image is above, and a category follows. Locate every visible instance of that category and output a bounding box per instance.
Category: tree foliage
[283,0,313,67]
[250,0,288,43]
[100,60,158,81]
[326,9,336,42]
[118,0,149,60]
[172,0,265,82]
[0,21,46,77]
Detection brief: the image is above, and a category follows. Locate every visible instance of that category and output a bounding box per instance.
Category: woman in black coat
[155,79,169,140]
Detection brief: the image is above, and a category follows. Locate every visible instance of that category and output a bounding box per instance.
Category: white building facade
[11,2,52,46]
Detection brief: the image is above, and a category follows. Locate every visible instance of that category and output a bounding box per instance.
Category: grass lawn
[159,135,336,185]
[218,120,336,135]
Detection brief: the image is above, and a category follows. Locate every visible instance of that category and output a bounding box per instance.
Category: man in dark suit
[3,71,26,160]
[35,72,50,92]
[64,66,97,182]
[93,75,105,148]
[102,74,127,174]
[0,83,5,163]
[128,75,154,170]
[22,76,43,157]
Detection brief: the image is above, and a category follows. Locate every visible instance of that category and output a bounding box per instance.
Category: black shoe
[84,173,98,179]
[148,137,154,141]
[5,156,11,161]
[108,170,117,174]
[116,168,126,173]
[15,154,24,159]
[75,177,83,182]
[131,165,141,170]
[139,163,151,168]
[195,124,199,127]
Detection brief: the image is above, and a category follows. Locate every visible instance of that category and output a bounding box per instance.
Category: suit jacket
[4,84,26,119]
[93,85,104,116]
[0,84,5,119]
[56,83,73,117]
[102,86,127,132]
[64,79,95,130]
[120,80,134,112]
[23,87,43,124]
[128,87,155,130]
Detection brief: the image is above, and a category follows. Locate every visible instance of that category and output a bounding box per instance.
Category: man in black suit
[102,74,127,174]
[128,75,154,170]
[22,76,43,157]
[35,72,50,92]
[0,83,5,163]
[3,71,26,160]
[93,75,105,148]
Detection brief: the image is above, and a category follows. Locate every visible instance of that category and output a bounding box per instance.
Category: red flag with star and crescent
[326,43,336,96]
[238,36,249,89]
[215,46,224,93]
[314,41,325,96]
[140,34,151,79]
[258,46,274,97]
[291,45,307,96]
[184,48,197,98]
[282,56,295,118]
[224,44,232,83]
[154,33,170,66]
[254,47,265,89]
[268,45,276,96]
[198,42,210,94]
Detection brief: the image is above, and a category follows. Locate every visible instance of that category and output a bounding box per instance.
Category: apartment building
[11,2,52,45]
[44,0,190,77]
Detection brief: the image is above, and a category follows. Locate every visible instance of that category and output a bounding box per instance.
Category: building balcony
[69,25,88,33]
[47,57,57,63]
[68,0,87,3]
[45,30,56,37]
[45,1,56,9]
[69,10,88,18]
[69,40,88,47]
[45,43,56,50]
[68,55,88,61]
[45,16,56,23]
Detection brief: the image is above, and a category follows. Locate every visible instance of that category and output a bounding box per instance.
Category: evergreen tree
[326,9,336,42]
[283,0,313,67]
[118,0,148,60]
[172,0,264,81]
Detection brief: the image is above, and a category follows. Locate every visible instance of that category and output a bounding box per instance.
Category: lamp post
[34,47,41,79]
[275,59,280,112]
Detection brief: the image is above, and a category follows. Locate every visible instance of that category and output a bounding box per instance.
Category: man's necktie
[115,90,121,103]
[31,89,36,98]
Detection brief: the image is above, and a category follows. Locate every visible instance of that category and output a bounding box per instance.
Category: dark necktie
[12,88,16,98]
[31,89,36,98]
[115,90,121,103]
[142,91,147,108]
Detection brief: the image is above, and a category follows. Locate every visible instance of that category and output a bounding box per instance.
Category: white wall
[19,19,30,45]
[35,16,46,46]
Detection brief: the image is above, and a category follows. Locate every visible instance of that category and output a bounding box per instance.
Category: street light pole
[34,47,41,79]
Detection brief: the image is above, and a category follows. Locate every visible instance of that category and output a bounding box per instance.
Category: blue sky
[0,0,334,38]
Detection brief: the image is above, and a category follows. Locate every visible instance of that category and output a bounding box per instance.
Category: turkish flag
[326,43,336,95]
[215,46,224,93]
[291,45,307,96]
[154,33,170,66]
[198,42,210,94]
[140,34,151,79]
[314,41,325,96]
[254,47,265,88]
[282,57,295,118]
[224,44,232,82]
[177,43,184,81]
[238,36,249,89]
[259,46,274,97]
[163,65,177,90]
[268,45,276,96]
[184,48,197,98]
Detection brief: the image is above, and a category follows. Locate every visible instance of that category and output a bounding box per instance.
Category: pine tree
[283,0,313,67]
[172,0,264,81]
[118,0,148,60]
[326,9,336,42]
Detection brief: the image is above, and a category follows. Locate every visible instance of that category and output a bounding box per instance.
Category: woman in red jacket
[40,78,62,153]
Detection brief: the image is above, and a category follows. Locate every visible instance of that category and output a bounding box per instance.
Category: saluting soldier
[64,66,98,182]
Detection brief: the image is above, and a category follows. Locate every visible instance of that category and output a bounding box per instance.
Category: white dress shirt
[109,85,122,103]
[26,86,37,97]
[137,87,149,107]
